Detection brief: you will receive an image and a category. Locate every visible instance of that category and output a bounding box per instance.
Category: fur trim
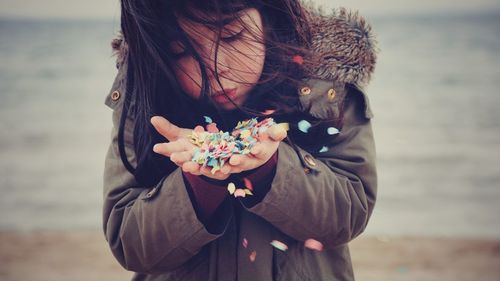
[110,3,378,88]
[301,4,379,88]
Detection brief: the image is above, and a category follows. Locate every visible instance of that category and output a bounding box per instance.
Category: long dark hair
[118,0,341,186]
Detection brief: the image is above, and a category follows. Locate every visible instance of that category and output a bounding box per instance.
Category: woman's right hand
[150,116,232,181]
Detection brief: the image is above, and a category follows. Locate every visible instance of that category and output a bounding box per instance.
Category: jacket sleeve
[102,64,232,273]
[243,86,377,248]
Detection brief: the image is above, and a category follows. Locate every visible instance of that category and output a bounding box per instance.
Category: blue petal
[327,127,339,135]
[204,116,213,124]
[298,120,312,133]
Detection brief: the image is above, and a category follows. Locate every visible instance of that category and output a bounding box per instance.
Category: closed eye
[170,29,245,59]
[221,29,245,42]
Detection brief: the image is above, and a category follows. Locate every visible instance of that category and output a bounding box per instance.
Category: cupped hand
[227,124,287,173]
[150,116,231,180]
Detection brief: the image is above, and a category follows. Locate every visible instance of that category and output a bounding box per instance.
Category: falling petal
[204,116,213,123]
[298,120,311,133]
[249,250,257,262]
[244,189,253,196]
[270,240,288,252]
[234,189,246,198]
[227,182,236,195]
[243,238,248,248]
[243,177,253,191]
[292,55,304,65]
[327,127,339,135]
[319,146,328,153]
[304,239,324,251]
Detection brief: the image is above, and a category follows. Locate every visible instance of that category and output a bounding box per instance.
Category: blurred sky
[1,0,500,19]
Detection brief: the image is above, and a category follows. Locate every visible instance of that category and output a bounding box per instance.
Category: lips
[211,88,237,104]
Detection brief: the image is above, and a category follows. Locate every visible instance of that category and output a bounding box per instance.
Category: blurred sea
[0,12,499,238]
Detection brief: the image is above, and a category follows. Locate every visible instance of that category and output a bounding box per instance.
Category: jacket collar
[110,5,378,89]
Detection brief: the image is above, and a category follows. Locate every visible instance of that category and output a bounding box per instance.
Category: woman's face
[171,8,266,110]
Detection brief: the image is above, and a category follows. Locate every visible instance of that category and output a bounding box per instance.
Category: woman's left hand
[227,124,287,173]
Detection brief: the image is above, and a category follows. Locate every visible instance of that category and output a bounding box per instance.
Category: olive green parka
[103,6,378,281]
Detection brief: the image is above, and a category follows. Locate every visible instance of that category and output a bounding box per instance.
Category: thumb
[150,116,191,141]
[267,124,287,142]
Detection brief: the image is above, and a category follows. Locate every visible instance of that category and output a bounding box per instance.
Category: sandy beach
[1,231,499,281]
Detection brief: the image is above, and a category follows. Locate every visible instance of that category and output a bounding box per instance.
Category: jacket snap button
[303,154,316,167]
[111,90,121,101]
[327,88,336,100]
[300,86,311,96]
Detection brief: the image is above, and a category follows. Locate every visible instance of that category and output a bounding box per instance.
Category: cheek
[233,41,266,82]
[174,59,202,99]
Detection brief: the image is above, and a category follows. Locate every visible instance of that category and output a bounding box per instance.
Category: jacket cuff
[182,172,228,225]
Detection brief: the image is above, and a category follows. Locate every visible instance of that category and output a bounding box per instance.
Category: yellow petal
[227,182,236,194]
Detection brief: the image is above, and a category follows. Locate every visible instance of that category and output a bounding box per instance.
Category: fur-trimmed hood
[110,4,378,89]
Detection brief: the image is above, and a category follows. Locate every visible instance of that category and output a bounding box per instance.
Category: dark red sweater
[182,151,278,223]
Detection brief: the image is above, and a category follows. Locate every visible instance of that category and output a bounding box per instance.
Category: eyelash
[171,30,245,59]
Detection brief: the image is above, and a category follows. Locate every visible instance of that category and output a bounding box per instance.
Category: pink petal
[292,55,304,65]
[242,238,248,248]
[234,189,246,198]
[243,177,253,191]
[304,239,324,251]
[249,250,257,262]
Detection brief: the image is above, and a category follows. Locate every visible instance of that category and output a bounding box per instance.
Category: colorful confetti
[242,238,248,248]
[270,240,288,252]
[249,250,257,262]
[304,239,324,251]
[327,127,339,135]
[189,117,277,177]
[298,120,312,133]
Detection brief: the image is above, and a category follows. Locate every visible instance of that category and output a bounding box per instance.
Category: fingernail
[153,144,160,152]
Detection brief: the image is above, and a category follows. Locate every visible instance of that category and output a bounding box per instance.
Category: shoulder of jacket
[300,4,379,89]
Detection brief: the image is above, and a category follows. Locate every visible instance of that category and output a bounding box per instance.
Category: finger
[220,164,231,175]
[170,150,193,165]
[182,162,202,175]
[250,143,263,157]
[267,124,287,142]
[229,154,244,166]
[150,116,193,141]
[153,139,193,157]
